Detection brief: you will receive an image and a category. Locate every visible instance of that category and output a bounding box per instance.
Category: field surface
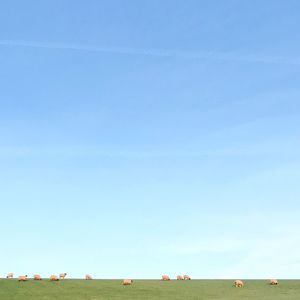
[0,279,299,300]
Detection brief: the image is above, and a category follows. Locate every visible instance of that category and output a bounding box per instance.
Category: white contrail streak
[0,39,299,65]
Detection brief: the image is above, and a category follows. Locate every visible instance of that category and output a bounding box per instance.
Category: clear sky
[0,0,300,279]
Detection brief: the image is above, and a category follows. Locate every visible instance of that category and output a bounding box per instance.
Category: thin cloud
[0,39,299,66]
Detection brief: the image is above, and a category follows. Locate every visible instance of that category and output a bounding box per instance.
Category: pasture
[0,279,299,299]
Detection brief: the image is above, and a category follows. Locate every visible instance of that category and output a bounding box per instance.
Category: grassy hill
[0,279,299,299]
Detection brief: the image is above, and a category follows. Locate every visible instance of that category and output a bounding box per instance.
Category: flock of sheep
[4,273,189,285]
[5,273,92,281]
[162,276,278,287]
[4,273,279,287]
[233,279,278,287]
[162,275,191,281]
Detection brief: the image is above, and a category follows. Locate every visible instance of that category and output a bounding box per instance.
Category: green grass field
[0,279,299,300]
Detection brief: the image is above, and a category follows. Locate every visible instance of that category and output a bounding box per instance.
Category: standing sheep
[270,279,278,285]
[123,279,133,285]
[234,280,244,287]
[50,275,59,281]
[59,273,67,279]
[18,275,28,282]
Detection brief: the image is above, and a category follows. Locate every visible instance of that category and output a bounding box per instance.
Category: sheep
[6,273,13,279]
[234,280,244,287]
[162,275,170,281]
[50,275,59,281]
[177,275,184,280]
[34,274,42,280]
[85,274,92,280]
[270,279,278,285]
[123,279,133,285]
[59,273,67,279]
[184,275,191,280]
[18,275,28,282]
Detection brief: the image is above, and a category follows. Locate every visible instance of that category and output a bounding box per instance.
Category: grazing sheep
[162,275,170,281]
[123,279,133,285]
[270,279,278,285]
[85,274,92,280]
[184,275,191,280]
[34,274,42,280]
[59,273,67,279]
[6,273,13,279]
[18,275,28,282]
[234,280,244,287]
[177,275,184,280]
[50,275,59,281]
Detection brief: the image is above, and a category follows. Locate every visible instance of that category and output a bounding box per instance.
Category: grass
[0,279,299,300]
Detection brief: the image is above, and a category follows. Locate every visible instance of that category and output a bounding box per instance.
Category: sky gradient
[0,0,300,279]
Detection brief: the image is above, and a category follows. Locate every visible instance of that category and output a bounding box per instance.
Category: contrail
[0,39,299,65]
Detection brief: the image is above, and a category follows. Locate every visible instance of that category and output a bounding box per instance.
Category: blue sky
[0,0,300,279]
